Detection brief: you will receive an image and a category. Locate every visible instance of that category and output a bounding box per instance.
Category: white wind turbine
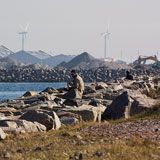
[18,24,29,51]
[101,24,110,59]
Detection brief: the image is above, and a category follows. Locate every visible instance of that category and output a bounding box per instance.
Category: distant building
[101,58,126,64]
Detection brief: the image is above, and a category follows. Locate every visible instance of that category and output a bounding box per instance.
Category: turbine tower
[18,24,29,51]
[102,24,110,59]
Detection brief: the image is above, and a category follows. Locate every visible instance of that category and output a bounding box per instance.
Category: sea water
[0,82,67,101]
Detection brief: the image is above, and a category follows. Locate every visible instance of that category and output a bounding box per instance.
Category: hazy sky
[0,0,160,62]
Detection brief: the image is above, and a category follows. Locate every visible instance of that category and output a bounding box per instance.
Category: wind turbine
[18,24,29,51]
[101,24,110,59]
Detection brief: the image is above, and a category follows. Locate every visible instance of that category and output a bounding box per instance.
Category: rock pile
[0,65,159,82]
[0,74,159,139]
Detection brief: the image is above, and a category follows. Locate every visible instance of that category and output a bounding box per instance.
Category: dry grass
[0,121,159,160]
[0,104,160,159]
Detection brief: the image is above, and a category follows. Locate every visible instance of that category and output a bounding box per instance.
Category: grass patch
[0,127,160,160]
[147,88,160,99]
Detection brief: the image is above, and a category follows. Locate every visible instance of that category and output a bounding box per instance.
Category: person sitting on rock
[125,70,133,80]
[62,69,84,99]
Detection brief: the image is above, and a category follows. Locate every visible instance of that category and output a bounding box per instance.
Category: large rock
[0,107,18,116]
[62,104,106,122]
[0,128,7,140]
[44,111,61,130]
[95,82,108,90]
[57,111,82,126]
[63,99,88,107]
[102,90,157,120]
[83,85,96,95]
[103,91,123,100]
[0,120,46,133]
[40,87,58,94]
[19,110,61,130]
[23,91,37,97]
[112,84,123,92]
[0,113,6,120]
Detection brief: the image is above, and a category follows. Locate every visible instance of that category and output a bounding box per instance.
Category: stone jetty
[0,65,159,82]
[0,73,160,140]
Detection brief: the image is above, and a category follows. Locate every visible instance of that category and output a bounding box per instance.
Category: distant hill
[42,54,75,67]
[0,45,14,58]
[58,52,131,70]
[8,50,41,64]
[59,52,99,69]
[27,50,51,59]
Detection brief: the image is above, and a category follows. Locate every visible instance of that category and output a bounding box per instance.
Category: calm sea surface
[0,82,67,101]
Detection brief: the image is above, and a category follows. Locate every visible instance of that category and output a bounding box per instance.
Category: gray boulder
[62,104,106,122]
[60,117,78,126]
[83,85,96,95]
[19,110,61,130]
[102,90,157,120]
[57,111,82,125]
[40,87,58,94]
[0,120,46,133]
[95,82,108,90]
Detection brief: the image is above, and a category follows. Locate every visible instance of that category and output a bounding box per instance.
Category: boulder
[40,87,58,94]
[82,92,104,99]
[62,104,106,122]
[0,128,7,140]
[0,107,18,117]
[37,94,55,101]
[63,99,88,107]
[23,91,37,97]
[57,111,82,125]
[44,111,61,130]
[60,117,78,126]
[0,120,46,133]
[83,85,96,95]
[102,90,157,120]
[88,99,101,106]
[19,110,61,130]
[103,91,123,100]
[112,84,123,92]
[0,113,6,120]
[95,82,108,90]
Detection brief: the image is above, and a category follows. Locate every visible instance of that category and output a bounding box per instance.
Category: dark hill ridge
[42,54,75,67]
[58,52,131,70]
[9,50,41,64]
[59,52,100,69]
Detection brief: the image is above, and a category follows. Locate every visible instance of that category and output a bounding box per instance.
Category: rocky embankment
[0,65,159,82]
[0,74,160,140]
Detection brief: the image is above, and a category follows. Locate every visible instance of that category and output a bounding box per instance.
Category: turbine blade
[19,24,24,31]
[107,24,109,32]
[101,32,107,37]
[107,34,110,40]
[25,23,29,32]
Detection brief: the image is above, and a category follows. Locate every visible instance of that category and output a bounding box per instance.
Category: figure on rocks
[125,70,133,80]
[62,70,84,99]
